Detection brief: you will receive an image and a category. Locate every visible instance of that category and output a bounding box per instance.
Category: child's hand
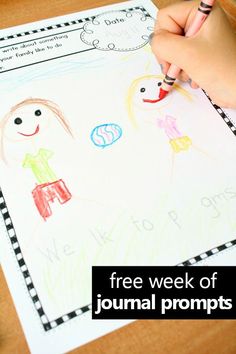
[151,1,236,108]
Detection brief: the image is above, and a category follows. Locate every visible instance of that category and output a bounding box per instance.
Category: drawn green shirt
[22,148,57,184]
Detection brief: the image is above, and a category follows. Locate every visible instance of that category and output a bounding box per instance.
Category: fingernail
[149,32,154,44]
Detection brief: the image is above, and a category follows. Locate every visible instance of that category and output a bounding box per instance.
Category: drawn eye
[157,82,162,87]
[34,109,42,116]
[14,117,22,125]
[140,87,146,93]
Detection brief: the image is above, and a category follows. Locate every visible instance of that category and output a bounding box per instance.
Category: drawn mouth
[143,97,162,103]
[18,124,40,137]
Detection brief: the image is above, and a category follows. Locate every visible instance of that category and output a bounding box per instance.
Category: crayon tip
[158,88,168,101]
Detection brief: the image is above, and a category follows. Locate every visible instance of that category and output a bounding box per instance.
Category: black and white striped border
[0,188,91,331]
[204,91,236,135]
[1,183,236,329]
[0,18,96,42]
[0,4,151,332]
[0,4,235,331]
[0,6,149,42]
[178,239,236,266]
[1,184,236,328]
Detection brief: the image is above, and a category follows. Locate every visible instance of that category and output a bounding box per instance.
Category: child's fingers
[190,80,199,89]
[155,9,183,35]
[149,35,170,74]
[155,1,198,34]
[151,1,236,108]
[154,57,170,75]
[151,30,194,71]
[159,61,170,75]
[178,71,190,82]
[178,71,199,88]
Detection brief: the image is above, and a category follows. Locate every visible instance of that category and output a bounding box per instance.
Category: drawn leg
[32,180,71,220]
[32,183,52,220]
[170,151,175,183]
[53,179,72,204]
[191,144,212,158]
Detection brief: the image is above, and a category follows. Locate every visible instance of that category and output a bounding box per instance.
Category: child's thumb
[151,30,192,70]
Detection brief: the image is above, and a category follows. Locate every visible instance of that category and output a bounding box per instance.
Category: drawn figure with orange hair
[1,98,73,220]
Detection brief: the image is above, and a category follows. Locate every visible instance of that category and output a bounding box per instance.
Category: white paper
[0,0,236,352]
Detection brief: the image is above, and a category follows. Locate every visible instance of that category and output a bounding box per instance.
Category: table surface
[0,1,236,353]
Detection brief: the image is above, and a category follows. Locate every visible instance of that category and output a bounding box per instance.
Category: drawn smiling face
[133,77,173,110]
[3,103,51,142]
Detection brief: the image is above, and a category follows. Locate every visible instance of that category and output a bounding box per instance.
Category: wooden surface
[0,1,236,353]
[0,0,180,29]
[219,0,236,29]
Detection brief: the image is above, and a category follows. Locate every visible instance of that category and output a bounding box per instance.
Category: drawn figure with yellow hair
[126,74,193,153]
[1,98,73,220]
